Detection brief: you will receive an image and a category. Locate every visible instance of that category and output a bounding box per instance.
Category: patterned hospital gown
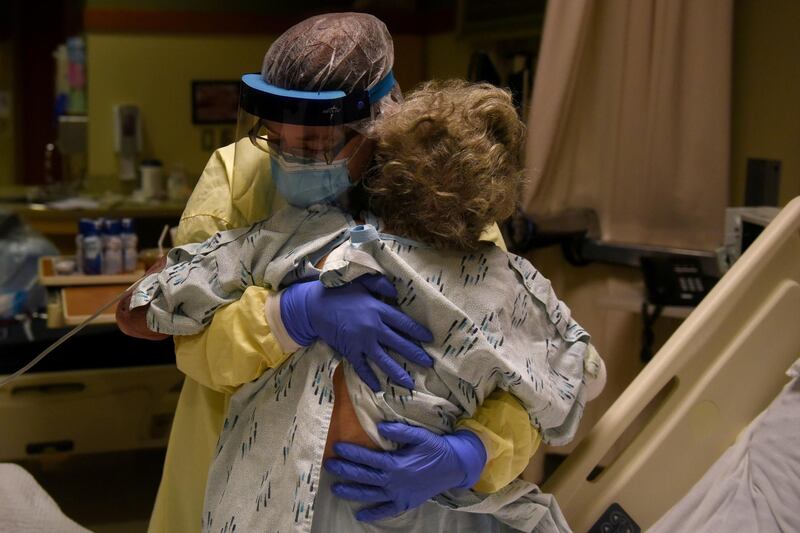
[131,205,597,532]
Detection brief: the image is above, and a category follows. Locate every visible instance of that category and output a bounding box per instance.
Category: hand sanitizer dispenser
[113,104,141,184]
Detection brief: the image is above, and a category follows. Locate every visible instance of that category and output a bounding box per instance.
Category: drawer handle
[26,440,74,455]
[11,383,86,396]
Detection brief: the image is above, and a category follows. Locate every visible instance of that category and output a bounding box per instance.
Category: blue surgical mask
[270,152,353,208]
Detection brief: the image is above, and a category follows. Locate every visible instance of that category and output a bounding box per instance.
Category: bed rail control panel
[588,503,640,533]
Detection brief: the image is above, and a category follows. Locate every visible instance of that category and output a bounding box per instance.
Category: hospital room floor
[17,449,165,533]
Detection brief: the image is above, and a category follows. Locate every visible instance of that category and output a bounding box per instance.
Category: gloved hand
[324,422,488,522]
[280,275,434,391]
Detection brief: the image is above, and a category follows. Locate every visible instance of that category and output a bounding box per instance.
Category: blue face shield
[233,70,396,210]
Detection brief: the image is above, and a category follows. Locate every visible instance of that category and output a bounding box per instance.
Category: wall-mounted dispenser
[113,104,141,185]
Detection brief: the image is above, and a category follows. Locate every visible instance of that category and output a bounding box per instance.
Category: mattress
[650,359,800,532]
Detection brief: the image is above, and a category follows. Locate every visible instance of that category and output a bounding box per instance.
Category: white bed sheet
[650,359,800,533]
[0,463,90,533]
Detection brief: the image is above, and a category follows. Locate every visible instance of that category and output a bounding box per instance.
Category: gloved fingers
[377,421,435,446]
[378,305,434,344]
[331,482,390,503]
[356,274,398,300]
[349,355,382,393]
[324,458,388,486]
[380,329,434,368]
[367,346,414,389]
[333,442,393,471]
[356,502,407,522]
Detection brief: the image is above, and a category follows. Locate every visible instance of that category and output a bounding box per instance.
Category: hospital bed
[544,196,800,531]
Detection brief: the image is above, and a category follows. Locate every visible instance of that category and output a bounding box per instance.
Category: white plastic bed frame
[543,196,800,531]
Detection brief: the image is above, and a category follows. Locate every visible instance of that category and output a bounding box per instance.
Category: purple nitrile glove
[325,422,488,522]
[280,275,434,392]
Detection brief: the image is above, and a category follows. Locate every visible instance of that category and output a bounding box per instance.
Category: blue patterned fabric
[131,205,593,532]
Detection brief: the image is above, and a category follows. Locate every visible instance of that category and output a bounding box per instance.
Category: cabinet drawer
[0,365,182,460]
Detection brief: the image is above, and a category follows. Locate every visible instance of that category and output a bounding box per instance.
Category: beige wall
[424,32,475,80]
[85,32,427,193]
[392,34,426,92]
[731,0,800,206]
[0,30,508,192]
[86,33,276,193]
[0,41,14,186]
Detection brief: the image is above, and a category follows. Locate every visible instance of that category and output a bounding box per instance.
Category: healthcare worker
[142,13,540,532]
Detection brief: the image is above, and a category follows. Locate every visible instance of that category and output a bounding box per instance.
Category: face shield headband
[239,70,396,126]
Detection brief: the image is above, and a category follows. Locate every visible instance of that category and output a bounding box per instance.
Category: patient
[129,81,604,531]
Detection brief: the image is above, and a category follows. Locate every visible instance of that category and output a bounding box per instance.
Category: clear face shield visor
[231,72,396,218]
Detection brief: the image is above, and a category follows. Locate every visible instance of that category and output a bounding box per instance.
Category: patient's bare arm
[115,256,170,341]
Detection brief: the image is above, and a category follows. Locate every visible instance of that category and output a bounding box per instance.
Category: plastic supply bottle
[121,218,138,273]
[82,220,103,275]
[98,218,110,272]
[75,218,93,274]
[96,217,106,250]
[103,219,123,275]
